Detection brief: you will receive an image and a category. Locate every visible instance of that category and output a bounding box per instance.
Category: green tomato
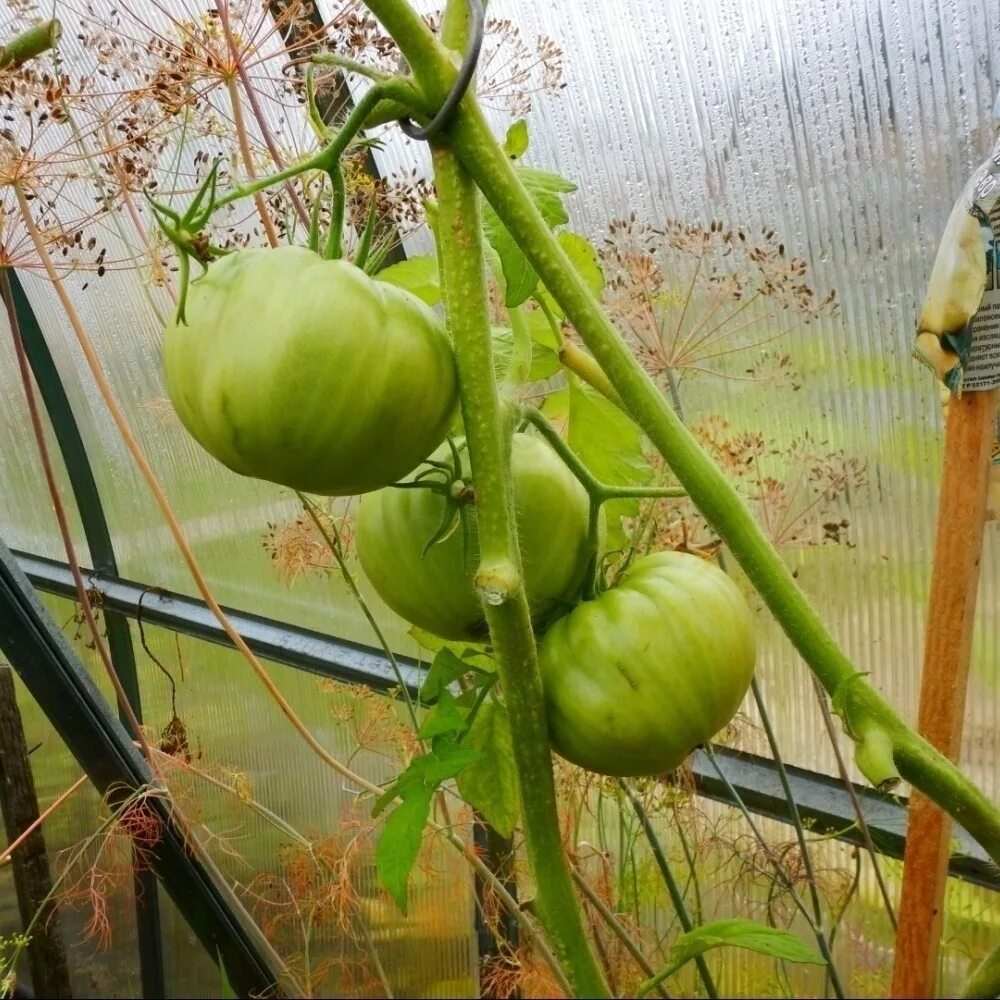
[539,551,756,777]
[163,246,458,496]
[355,433,593,642]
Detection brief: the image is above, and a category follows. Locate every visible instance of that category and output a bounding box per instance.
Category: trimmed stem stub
[473,561,522,606]
[832,672,901,790]
[853,724,901,792]
[0,20,61,70]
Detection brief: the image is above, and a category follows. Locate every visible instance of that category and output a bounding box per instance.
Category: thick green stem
[324,164,346,259]
[0,20,60,69]
[430,145,609,998]
[505,303,535,390]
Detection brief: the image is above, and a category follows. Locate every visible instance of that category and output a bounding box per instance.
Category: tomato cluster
[165,247,756,778]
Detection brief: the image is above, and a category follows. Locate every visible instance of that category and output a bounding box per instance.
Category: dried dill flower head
[600,214,837,381]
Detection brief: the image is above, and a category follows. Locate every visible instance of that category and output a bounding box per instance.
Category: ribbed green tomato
[355,433,593,642]
[539,551,756,777]
[163,246,458,496]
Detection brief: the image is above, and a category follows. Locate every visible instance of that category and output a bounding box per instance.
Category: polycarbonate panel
[4,0,1000,993]
[340,0,1000,793]
[0,0,423,655]
[98,603,479,998]
[1,629,142,998]
[0,302,90,565]
[3,593,478,998]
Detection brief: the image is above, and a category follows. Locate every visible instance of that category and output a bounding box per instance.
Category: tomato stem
[207,80,417,214]
[324,164,346,260]
[427,74,610,1000]
[558,341,622,406]
[454,104,1000,866]
[520,403,684,598]
[0,19,60,70]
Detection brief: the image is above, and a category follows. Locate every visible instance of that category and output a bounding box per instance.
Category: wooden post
[0,665,73,998]
[891,388,999,998]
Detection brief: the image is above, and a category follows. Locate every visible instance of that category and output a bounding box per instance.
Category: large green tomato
[163,246,458,496]
[539,551,756,777]
[355,433,592,642]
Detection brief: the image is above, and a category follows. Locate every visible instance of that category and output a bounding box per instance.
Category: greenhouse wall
[1,1,999,998]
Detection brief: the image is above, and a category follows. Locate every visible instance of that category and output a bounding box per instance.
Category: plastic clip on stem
[397,0,484,140]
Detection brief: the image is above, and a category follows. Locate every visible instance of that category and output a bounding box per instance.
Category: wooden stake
[891,387,999,998]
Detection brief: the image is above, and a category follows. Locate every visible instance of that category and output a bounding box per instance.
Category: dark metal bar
[689,747,998,891]
[15,550,424,697]
[15,548,999,893]
[7,271,166,996]
[0,540,295,999]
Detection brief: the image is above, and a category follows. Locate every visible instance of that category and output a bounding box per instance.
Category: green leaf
[408,626,481,659]
[546,378,653,551]
[491,326,560,382]
[421,648,473,702]
[456,699,521,838]
[517,168,576,228]
[375,785,433,914]
[374,737,481,912]
[504,119,529,160]
[672,919,826,968]
[536,232,604,319]
[418,690,468,739]
[372,737,480,815]
[482,214,536,307]
[522,302,560,349]
[376,256,440,306]
[482,166,576,308]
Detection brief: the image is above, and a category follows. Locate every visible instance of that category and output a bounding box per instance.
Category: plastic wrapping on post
[913,106,1000,520]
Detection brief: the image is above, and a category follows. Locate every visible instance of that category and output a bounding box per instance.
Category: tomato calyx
[388,436,476,559]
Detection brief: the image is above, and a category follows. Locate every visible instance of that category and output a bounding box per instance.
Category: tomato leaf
[421,648,493,702]
[374,737,481,913]
[482,166,576,308]
[504,119,529,160]
[536,232,604,320]
[408,627,480,659]
[517,168,576,228]
[491,326,560,382]
[456,699,520,838]
[375,785,433,915]
[671,919,826,968]
[545,378,653,551]
[522,302,561,349]
[418,690,468,739]
[375,255,440,306]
